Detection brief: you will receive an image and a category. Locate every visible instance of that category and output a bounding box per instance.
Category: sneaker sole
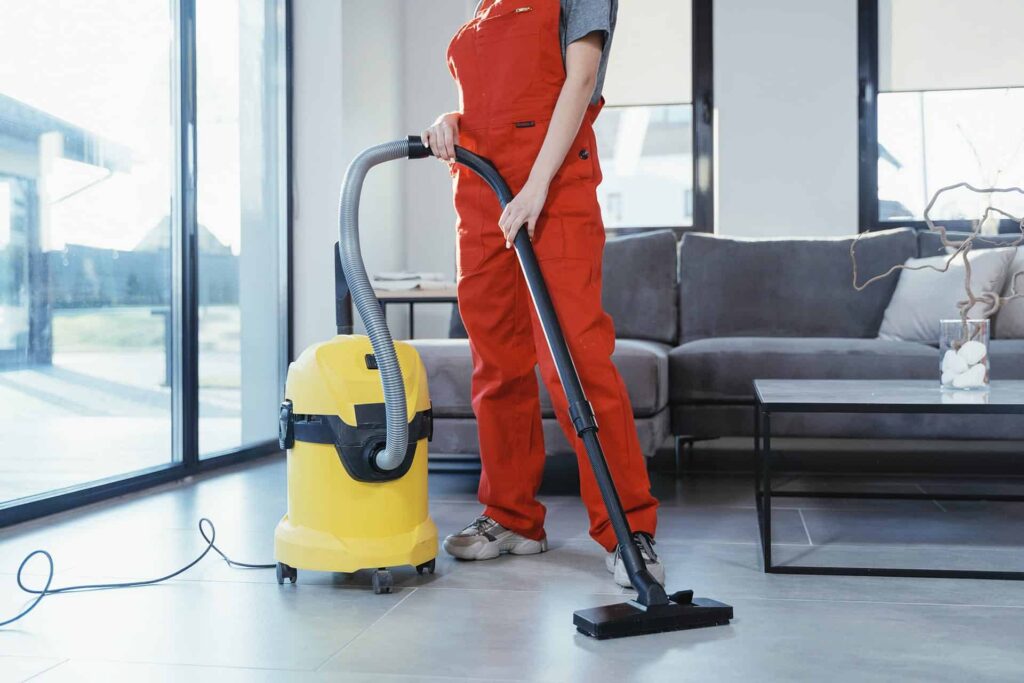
[443,536,548,561]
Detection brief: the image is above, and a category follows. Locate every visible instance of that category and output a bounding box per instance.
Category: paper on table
[372,278,456,291]
[374,271,446,281]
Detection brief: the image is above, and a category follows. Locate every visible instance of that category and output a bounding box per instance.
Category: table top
[753,379,1024,414]
[374,287,458,301]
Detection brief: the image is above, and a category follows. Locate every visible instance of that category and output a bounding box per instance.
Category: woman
[422,0,662,588]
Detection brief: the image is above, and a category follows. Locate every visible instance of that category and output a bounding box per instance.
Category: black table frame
[753,385,1024,581]
[377,294,457,339]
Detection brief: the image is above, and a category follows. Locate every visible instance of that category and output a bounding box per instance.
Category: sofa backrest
[677,228,917,342]
[601,230,679,344]
[449,229,680,343]
[918,229,1023,257]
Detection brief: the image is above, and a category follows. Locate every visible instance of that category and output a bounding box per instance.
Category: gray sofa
[411,228,1024,457]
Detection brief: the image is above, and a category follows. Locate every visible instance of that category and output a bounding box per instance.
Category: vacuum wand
[407,135,731,638]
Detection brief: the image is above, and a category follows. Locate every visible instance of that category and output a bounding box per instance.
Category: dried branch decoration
[851,183,1024,326]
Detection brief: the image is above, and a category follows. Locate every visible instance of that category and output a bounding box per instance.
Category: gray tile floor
[2,456,1024,682]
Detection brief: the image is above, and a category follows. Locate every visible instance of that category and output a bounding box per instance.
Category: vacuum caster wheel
[276,562,297,585]
[372,569,393,595]
[416,559,436,575]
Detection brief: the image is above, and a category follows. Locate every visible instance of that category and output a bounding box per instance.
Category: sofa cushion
[601,230,678,344]
[678,229,918,342]
[669,337,939,403]
[411,338,670,418]
[989,339,1024,379]
[877,249,1015,343]
[448,229,679,343]
[995,248,1024,339]
[428,412,670,457]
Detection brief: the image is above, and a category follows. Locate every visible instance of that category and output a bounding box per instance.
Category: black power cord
[0,518,275,628]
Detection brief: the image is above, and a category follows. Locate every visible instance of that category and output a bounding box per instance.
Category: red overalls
[447,0,658,551]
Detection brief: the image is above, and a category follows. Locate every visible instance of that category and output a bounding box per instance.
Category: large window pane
[0,2,175,503]
[196,0,286,456]
[878,88,1024,221]
[595,105,694,229]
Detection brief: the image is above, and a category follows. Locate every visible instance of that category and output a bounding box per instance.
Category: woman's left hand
[498,178,549,249]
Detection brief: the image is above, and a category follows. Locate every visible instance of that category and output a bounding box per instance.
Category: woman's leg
[527,227,659,552]
[458,243,548,541]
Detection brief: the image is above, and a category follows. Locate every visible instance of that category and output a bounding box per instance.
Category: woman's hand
[498,178,549,248]
[422,112,461,161]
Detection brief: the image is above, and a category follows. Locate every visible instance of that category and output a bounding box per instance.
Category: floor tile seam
[310,665,525,683]
[737,595,1024,610]
[769,540,1024,552]
[21,657,69,682]
[406,585,628,597]
[313,587,421,672]
[797,509,814,546]
[21,657,336,675]
[916,483,950,513]
[557,538,804,548]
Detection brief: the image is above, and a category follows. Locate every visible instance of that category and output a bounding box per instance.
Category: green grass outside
[53,306,241,353]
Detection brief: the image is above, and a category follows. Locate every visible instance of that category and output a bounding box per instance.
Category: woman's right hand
[422,112,461,161]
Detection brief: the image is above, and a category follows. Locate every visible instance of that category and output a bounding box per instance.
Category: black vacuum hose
[407,136,668,606]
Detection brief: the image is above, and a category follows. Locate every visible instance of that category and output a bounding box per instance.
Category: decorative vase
[939,319,990,390]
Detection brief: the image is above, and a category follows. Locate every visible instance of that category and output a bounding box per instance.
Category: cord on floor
[0,518,275,628]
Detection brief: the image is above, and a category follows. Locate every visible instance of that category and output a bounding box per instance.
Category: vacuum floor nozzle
[573,591,733,640]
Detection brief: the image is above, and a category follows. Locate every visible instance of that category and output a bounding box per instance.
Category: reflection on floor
[0,351,240,503]
[1,455,1023,681]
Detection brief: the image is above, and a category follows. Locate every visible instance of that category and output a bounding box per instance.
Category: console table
[375,287,458,339]
[753,379,1024,580]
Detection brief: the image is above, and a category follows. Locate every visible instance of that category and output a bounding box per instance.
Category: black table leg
[762,409,773,572]
[753,402,762,516]
[409,302,415,339]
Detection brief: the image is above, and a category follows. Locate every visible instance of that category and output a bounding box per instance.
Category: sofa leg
[674,437,693,477]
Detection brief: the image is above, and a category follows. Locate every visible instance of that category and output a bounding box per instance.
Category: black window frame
[605,0,714,237]
[858,0,1021,234]
[0,0,293,528]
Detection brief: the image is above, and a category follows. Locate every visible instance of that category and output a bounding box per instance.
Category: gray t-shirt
[473,0,617,104]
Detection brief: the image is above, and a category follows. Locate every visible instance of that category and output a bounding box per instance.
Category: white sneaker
[605,533,666,588]
[443,515,548,561]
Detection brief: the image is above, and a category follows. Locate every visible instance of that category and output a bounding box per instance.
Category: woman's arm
[497,32,604,248]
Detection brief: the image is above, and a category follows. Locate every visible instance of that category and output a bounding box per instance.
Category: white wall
[401,1,473,338]
[714,0,859,237]
[293,0,863,351]
[292,0,411,352]
[340,0,406,283]
[292,0,469,351]
[292,0,345,354]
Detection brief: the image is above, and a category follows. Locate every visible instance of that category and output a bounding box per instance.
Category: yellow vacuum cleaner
[274,139,439,594]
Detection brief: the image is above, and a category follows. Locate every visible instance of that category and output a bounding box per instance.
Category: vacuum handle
[408,135,667,606]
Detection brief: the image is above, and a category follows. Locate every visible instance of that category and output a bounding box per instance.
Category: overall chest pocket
[474,6,540,104]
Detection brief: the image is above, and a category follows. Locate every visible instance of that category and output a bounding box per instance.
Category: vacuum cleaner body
[274,335,437,583]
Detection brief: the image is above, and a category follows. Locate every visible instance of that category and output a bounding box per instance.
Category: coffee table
[753,379,1024,580]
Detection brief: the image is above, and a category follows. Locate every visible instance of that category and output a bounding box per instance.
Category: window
[862,0,1024,229]
[593,0,712,231]
[0,1,289,520]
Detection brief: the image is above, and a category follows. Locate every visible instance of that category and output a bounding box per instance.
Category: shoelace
[616,533,659,564]
[634,532,659,562]
[462,515,498,536]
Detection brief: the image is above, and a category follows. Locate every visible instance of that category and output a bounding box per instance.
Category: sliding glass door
[0,0,288,514]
